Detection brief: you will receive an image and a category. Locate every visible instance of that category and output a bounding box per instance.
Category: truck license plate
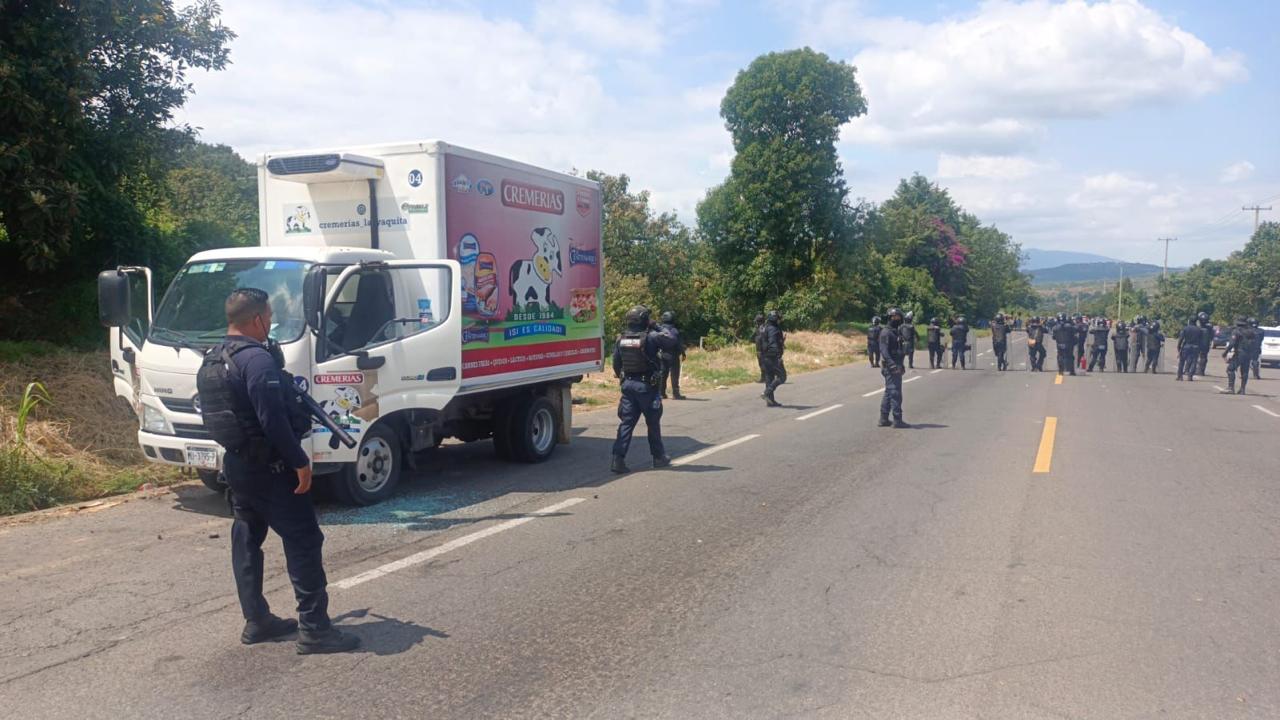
[186,446,218,469]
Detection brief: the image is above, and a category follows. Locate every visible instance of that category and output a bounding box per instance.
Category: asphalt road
[2,337,1278,719]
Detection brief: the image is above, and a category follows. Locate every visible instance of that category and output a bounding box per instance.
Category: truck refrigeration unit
[98,141,604,505]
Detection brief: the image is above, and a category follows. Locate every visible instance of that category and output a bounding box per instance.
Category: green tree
[697,48,867,328]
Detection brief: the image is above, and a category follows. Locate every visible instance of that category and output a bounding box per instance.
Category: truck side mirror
[97,270,132,327]
[303,266,326,332]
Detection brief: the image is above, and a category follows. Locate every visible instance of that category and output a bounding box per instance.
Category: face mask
[889,318,903,328]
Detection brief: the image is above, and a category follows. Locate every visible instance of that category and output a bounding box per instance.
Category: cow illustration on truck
[97,141,603,506]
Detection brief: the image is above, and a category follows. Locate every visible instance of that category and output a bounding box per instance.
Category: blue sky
[179,0,1278,267]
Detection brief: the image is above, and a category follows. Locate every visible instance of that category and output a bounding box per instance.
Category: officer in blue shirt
[198,288,359,654]
[610,305,676,473]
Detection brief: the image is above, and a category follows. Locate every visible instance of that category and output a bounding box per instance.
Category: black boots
[241,614,298,645]
[652,454,672,469]
[893,419,911,429]
[878,416,892,427]
[296,627,361,655]
[611,455,629,474]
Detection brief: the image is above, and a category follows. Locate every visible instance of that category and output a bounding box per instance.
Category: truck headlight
[142,403,173,435]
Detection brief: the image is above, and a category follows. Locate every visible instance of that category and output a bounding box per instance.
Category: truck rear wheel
[333,424,402,505]
[508,395,559,463]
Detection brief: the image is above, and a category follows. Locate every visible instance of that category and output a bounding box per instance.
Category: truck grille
[267,154,341,175]
[160,397,198,414]
[173,423,211,440]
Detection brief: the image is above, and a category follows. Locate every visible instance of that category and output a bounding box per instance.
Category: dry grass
[574,331,862,408]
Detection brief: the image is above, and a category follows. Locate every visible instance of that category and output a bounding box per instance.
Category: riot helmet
[886,307,904,326]
[624,305,651,331]
[1197,311,1209,324]
[1249,317,1259,327]
[767,310,780,324]
[660,310,675,324]
[1236,316,1249,327]
[871,316,881,325]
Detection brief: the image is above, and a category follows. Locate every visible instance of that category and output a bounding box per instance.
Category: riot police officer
[611,305,676,473]
[1052,312,1077,375]
[1112,320,1129,372]
[761,310,786,407]
[1145,320,1164,373]
[1196,312,1213,376]
[901,311,918,369]
[1249,318,1263,380]
[1176,316,1200,381]
[926,317,945,369]
[1027,316,1047,371]
[1223,316,1254,394]
[1132,316,1148,369]
[949,316,970,369]
[1074,314,1089,370]
[197,288,359,654]
[867,316,882,367]
[877,307,910,428]
[990,312,1009,371]
[752,313,766,383]
[1087,317,1109,372]
[657,310,686,400]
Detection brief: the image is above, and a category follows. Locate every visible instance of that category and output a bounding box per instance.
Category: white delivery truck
[98,141,604,504]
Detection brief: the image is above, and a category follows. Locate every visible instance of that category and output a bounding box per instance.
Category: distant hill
[1029,261,1171,285]
[1021,248,1118,270]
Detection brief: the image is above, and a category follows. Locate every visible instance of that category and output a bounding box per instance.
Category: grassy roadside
[573,330,862,408]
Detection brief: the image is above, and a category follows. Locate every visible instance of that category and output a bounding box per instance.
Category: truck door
[101,267,154,413]
[312,261,462,448]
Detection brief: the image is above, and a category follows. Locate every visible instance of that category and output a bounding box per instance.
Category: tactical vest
[991,323,1007,343]
[618,331,652,375]
[927,326,941,344]
[196,340,274,464]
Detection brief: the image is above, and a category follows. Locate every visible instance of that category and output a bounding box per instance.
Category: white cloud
[1219,160,1255,183]
[534,0,718,54]
[816,0,1247,151]
[1067,172,1158,208]
[936,154,1052,180]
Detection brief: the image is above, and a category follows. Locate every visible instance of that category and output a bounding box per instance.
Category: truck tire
[198,470,226,493]
[332,424,402,505]
[507,395,559,463]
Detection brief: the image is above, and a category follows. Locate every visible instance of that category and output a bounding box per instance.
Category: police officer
[1132,315,1148,370]
[752,313,766,383]
[867,316,882,367]
[950,315,970,369]
[926,316,945,369]
[877,307,910,428]
[1052,311,1077,375]
[1223,316,1253,394]
[657,310,686,400]
[1196,312,1213,376]
[1027,316,1047,371]
[1112,320,1129,373]
[197,288,359,654]
[1087,317,1109,372]
[611,305,675,473]
[900,311,918,369]
[990,312,1009,371]
[760,310,786,407]
[1074,314,1089,370]
[1249,318,1263,380]
[1176,316,1200,381]
[1144,320,1164,373]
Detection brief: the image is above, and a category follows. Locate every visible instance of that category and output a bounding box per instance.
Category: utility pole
[1157,237,1176,281]
[1117,263,1124,320]
[1243,205,1273,232]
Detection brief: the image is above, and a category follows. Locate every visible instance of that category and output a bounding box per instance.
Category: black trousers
[1057,348,1074,374]
[880,369,903,420]
[659,355,681,397]
[1088,346,1107,371]
[1197,348,1209,376]
[1227,356,1250,392]
[1029,344,1046,371]
[1145,348,1160,373]
[1252,354,1262,379]
[613,379,664,458]
[993,342,1007,370]
[905,348,915,368]
[951,344,966,368]
[757,353,766,382]
[224,452,331,631]
[762,354,785,398]
[1178,348,1198,379]
[867,344,880,366]
[1115,348,1128,372]
[928,343,943,368]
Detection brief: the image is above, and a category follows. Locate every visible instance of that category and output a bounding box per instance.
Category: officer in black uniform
[752,313,767,383]
[926,317,945,369]
[1176,316,1200,381]
[1026,316,1046,371]
[1112,320,1129,372]
[197,288,359,654]
[877,307,910,428]
[867,316,882,367]
[1132,316,1148,369]
[1074,314,1089,370]
[949,316,970,369]
[1087,317,1109,372]
[1223,316,1253,394]
[761,310,786,407]
[900,311,918,369]
[657,310,686,400]
[1052,312,1077,375]
[990,313,1009,371]
[611,306,675,473]
[1145,320,1164,373]
[1196,312,1213,376]
[1249,318,1263,380]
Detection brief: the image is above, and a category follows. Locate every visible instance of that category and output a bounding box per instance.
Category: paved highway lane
[2,338,1278,719]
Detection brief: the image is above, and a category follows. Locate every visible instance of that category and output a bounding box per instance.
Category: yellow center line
[1054,374,1063,385]
[1033,416,1058,474]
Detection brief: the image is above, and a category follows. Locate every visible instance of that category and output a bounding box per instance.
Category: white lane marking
[1214,386,1226,392]
[862,387,885,397]
[904,376,922,384]
[979,351,988,356]
[1253,405,1280,418]
[333,497,586,590]
[930,369,944,374]
[797,404,843,421]
[673,434,759,466]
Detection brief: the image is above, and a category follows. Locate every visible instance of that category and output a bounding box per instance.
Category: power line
[1243,204,1273,232]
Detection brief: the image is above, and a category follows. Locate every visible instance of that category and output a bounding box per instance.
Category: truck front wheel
[508,395,559,463]
[333,424,402,505]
